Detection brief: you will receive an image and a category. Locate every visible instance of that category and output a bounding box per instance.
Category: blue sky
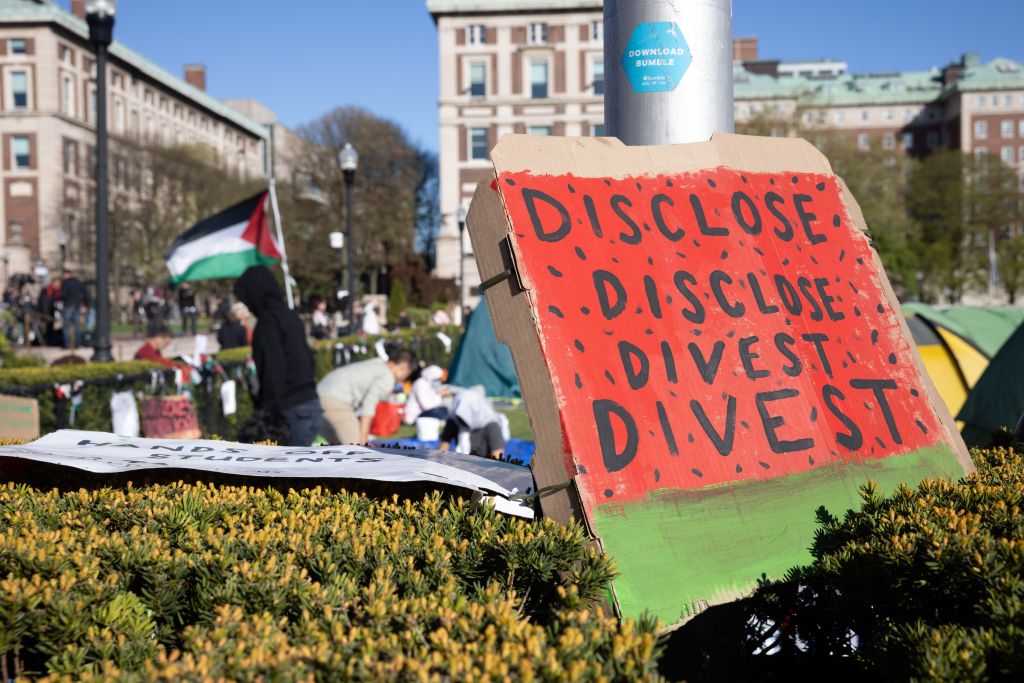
[94,0,1024,153]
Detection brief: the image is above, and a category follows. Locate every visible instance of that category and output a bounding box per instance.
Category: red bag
[370,402,401,437]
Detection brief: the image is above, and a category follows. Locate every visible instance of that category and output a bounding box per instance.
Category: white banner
[0,430,535,518]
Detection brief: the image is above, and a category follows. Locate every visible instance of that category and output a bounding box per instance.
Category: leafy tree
[964,153,1021,298]
[388,278,408,321]
[997,236,1024,304]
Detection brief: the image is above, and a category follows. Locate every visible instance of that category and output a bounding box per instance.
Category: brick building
[427,0,1024,303]
[0,0,270,281]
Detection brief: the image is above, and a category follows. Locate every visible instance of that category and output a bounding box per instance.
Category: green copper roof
[955,57,1024,92]
[0,0,268,140]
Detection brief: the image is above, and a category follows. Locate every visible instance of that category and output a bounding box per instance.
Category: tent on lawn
[448,297,521,398]
[901,304,1024,420]
[958,322,1024,447]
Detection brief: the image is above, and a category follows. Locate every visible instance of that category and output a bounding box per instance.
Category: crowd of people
[3,269,94,349]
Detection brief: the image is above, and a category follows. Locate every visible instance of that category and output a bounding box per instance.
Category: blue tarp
[371,439,535,467]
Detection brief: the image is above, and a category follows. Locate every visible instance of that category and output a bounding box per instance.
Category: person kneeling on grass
[318,349,417,444]
[439,387,506,460]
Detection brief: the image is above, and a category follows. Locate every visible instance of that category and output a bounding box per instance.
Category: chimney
[733,36,759,63]
[71,0,85,20]
[184,64,206,92]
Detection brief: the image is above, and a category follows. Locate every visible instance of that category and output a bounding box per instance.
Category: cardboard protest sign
[466,133,971,625]
[142,395,201,439]
[0,395,39,440]
[0,430,535,518]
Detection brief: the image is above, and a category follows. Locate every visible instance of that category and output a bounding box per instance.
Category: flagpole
[267,178,295,309]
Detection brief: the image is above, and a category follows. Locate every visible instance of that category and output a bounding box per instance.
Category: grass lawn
[392,407,534,441]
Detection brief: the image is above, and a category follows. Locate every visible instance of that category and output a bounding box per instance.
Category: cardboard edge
[465,177,581,525]
[835,177,974,474]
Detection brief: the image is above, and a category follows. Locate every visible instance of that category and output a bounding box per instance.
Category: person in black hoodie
[233,266,321,446]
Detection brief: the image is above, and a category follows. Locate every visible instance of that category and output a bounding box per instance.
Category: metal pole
[344,171,355,331]
[91,22,113,362]
[267,179,295,309]
[458,218,465,323]
[604,0,734,145]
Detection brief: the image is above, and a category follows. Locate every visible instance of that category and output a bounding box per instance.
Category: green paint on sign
[594,444,966,624]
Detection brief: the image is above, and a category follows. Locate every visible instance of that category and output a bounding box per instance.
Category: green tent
[958,321,1024,447]
[448,298,521,398]
[901,303,1024,357]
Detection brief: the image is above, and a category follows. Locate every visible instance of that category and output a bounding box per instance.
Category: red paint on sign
[498,169,942,505]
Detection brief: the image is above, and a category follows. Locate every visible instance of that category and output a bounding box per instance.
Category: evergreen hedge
[0,484,660,681]
[0,326,462,438]
[746,445,1024,681]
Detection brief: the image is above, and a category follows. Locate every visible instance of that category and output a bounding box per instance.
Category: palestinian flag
[165,191,281,283]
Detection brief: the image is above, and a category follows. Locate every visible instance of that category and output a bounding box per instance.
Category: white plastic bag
[110,391,140,437]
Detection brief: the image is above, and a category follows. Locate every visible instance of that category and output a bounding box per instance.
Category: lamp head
[84,0,117,17]
[456,206,468,224]
[339,143,358,172]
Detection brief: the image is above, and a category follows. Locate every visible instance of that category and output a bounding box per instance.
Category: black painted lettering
[801,332,833,378]
[731,191,762,235]
[673,270,705,324]
[583,194,604,238]
[710,270,746,318]
[593,270,627,319]
[643,275,663,319]
[522,187,571,242]
[690,194,728,236]
[794,193,826,245]
[850,378,902,445]
[690,396,737,456]
[618,341,650,390]
[687,340,726,385]
[797,277,825,321]
[594,399,639,473]
[814,277,845,321]
[774,333,802,377]
[739,336,770,379]
[822,384,863,450]
[765,191,793,241]
[651,193,685,241]
[611,194,642,245]
[756,389,814,453]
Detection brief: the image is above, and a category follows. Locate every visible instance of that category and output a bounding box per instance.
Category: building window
[61,75,73,116]
[834,110,844,123]
[9,38,26,54]
[528,22,547,45]
[591,20,603,42]
[904,108,913,121]
[527,126,551,136]
[1002,119,1014,138]
[975,120,988,139]
[10,71,28,110]
[594,123,606,136]
[1019,146,1024,165]
[974,147,988,159]
[902,131,914,149]
[530,61,548,99]
[114,98,123,133]
[884,109,894,121]
[992,95,998,106]
[592,58,604,95]
[11,136,30,169]
[926,131,939,149]
[860,110,869,122]
[468,24,486,45]
[63,140,75,174]
[883,133,895,150]
[1001,146,1015,164]
[857,133,870,151]
[977,96,985,108]
[88,88,96,124]
[469,62,486,98]
[1020,120,1024,137]
[470,127,488,160]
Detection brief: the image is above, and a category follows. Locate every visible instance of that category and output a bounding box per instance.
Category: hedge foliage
[0,484,660,681]
[748,445,1024,681]
[0,326,462,437]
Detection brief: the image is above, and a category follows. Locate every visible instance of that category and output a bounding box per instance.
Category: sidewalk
[13,333,224,365]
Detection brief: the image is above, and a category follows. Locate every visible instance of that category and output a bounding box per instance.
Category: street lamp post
[456,206,467,324]
[339,143,358,331]
[86,0,116,362]
[329,230,344,306]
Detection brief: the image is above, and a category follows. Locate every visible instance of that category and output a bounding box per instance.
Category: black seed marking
[647,256,654,266]
[575,339,585,352]
[736,464,744,473]
[636,181,643,191]
[574,374,582,389]
[871,329,879,344]
[666,179,673,187]
[654,469,661,482]
[910,388,920,397]
[604,370,615,384]
[611,257,619,264]
[854,306,861,317]
[577,464,587,474]
[916,419,928,435]
[791,175,799,184]
[849,281,858,294]
[876,303,884,314]
[669,390,678,398]
[888,353,897,365]
[839,250,846,262]
[581,306,591,315]
[603,179,612,186]
[816,181,826,191]
[504,178,516,186]
[808,456,815,465]
[810,407,818,422]
[754,247,765,257]
[875,437,886,449]
[645,329,653,335]
[721,250,729,260]
[846,351,858,365]
[769,178,776,185]
[643,222,652,232]
[759,461,771,469]
[567,184,575,193]
[740,420,750,429]
[832,214,841,227]
[666,295,674,304]
[575,246,587,261]
[856,257,864,265]
[548,305,564,318]
[691,468,704,478]
[707,179,717,188]
[741,175,748,183]
[687,433,695,443]
[635,306,643,314]
[782,258,790,266]
[726,330,736,338]
[547,265,563,277]
[693,239,701,248]
[692,329,702,336]
[604,489,613,498]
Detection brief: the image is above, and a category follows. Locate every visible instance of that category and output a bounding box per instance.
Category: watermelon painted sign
[466,134,971,625]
